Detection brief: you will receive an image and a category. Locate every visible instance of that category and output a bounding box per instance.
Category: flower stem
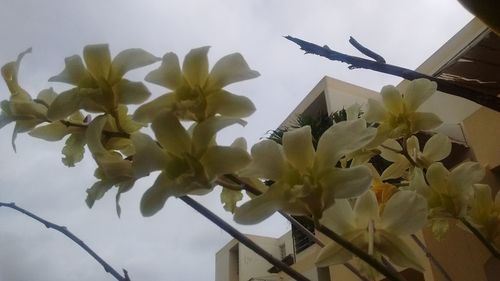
[0,202,130,281]
[411,234,453,281]
[179,196,310,281]
[459,217,500,259]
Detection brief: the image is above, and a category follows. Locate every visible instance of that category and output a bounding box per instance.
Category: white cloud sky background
[0,1,473,280]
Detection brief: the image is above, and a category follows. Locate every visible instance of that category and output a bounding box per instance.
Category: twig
[411,234,453,281]
[349,37,386,63]
[0,202,130,281]
[381,256,406,280]
[179,196,310,281]
[459,217,500,259]
[60,120,130,138]
[285,35,500,112]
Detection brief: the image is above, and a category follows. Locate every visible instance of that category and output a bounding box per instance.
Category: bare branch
[285,35,500,112]
[0,202,130,281]
[349,37,386,63]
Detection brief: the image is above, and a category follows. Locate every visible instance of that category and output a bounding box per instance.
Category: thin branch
[349,37,386,63]
[459,217,500,259]
[285,35,500,112]
[59,120,130,139]
[0,202,130,281]
[179,196,310,281]
[411,234,453,281]
[223,174,397,281]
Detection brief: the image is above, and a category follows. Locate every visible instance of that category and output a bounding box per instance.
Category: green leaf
[220,188,243,213]
[62,133,86,167]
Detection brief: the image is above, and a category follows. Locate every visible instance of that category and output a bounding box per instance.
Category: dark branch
[179,196,310,281]
[285,35,500,112]
[349,37,386,63]
[460,217,500,259]
[0,202,130,281]
[411,234,453,281]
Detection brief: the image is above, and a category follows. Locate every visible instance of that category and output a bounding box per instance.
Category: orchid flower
[468,184,500,242]
[134,47,259,123]
[139,111,251,216]
[380,133,451,180]
[47,44,160,124]
[316,190,427,275]
[363,78,442,147]
[234,119,376,224]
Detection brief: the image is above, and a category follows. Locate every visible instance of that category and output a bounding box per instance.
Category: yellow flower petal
[47,88,83,121]
[233,185,284,224]
[381,191,427,235]
[29,121,70,141]
[423,133,451,162]
[404,78,437,111]
[130,132,169,178]
[206,90,256,118]
[83,44,112,80]
[282,126,315,173]
[145,52,183,89]
[191,116,246,154]
[48,55,95,87]
[183,46,210,87]
[207,52,260,90]
[36,88,58,105]
[381,85,403,114]
[353,191,379,227]
[201,145,251,179]
[151,111,191,155]
[114,79,151,104]
[321,166,372,204]
[411,112,442,131]
[240,139,285,180]
[449,162,485,192]
[140,172,173,217]
[109,48,160,83]
[363,99,386,123]
[380,158,409,180]
[320,199,356,234]
[377,231,424,271]
[426,163,449,192]
[133,94,176,123]
[315,236,356,267]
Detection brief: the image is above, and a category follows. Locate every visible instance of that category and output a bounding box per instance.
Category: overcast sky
[0,1,473,280]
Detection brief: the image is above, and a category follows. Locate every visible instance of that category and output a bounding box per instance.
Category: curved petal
[47,88,83,121]
[233,185,284,225]
[423,133,451,162]
[411,112,442,132]
[49,55,95,87]
[316,119,376,170]
[201,146,251,179]
[379,139,403,162]
[183,46,210,87]
[426,163,449,193]
[240,139,285,180]
[353,190,379,227]
[36,88,58,105]
[140,172,173,217]
[29,121,70,141]
[449,162,485,193]
[206,90,255,118]
[61,133,86,167]
[380,158,409,180]
[110,48,160,82]
[83,44,112,80]
[410,168,430,197]
[363,99,386,123]
[2,48,32,98]
[207,52,260,90]
[381,85,403,114]
[403,79,437,111]
[283,126,315,173]
[315,237,355,267]
[321,166,372,207]
[377,231,424,271]
[320,199,355,234]
[130,132,168,178]
[115,80,151,105]
[191,116,246,154]
[381,191,427,235]
[151,111,190,155]
[145,52,183,89]
[133,94,176,123]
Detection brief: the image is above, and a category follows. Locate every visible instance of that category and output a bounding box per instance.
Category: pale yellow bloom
[316,190,427,273]
[380,133,451,180]
[134,47,259,123]
[139,111,251,216]
[364,79,442,147]
[234,119,376,223]
[468,184,500,242]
